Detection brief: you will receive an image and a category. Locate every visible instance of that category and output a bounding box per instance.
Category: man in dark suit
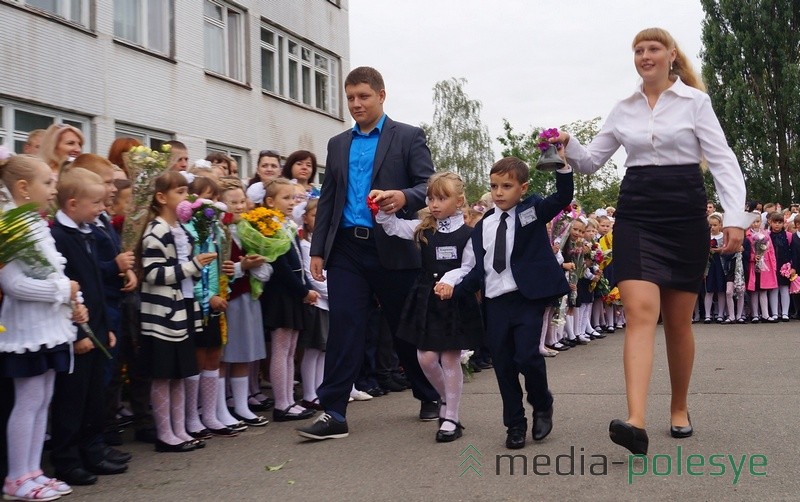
[298,67,439,440]
[457,156,573,450]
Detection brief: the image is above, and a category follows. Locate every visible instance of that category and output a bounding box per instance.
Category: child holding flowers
[218,179,278,429]
[745,213,776,323]
[245,178,318,422]
[561,218,591,345]
[373,172,484,442]
[138,172,217,453]
[0,153,85,500]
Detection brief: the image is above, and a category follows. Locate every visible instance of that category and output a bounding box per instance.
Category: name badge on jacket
[519,207,537,227]
[435,246,458,260]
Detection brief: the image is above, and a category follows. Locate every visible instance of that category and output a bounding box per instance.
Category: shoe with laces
[297,413,349,440]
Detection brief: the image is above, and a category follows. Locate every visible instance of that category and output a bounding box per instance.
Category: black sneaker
[297,413,349,440]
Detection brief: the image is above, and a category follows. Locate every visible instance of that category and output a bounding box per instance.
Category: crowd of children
[2,132,799,499]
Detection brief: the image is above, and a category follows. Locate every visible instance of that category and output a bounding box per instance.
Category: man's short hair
[344,66,385,93]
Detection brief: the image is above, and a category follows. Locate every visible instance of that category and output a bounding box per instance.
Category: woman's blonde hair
[39,123,85,170]
[414,172,465,245]
[633,27,705,91]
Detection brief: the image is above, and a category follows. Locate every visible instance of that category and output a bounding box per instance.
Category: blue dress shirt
[342,114,387,228]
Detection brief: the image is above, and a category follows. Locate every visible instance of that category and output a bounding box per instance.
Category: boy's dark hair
[768,211,785,223]
[490,157,529,184]
[344,66,384,93]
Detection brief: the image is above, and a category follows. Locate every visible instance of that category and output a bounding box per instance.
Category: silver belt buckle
[354,226,370,239]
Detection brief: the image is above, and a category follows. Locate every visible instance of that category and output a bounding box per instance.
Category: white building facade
[0,0,351,180]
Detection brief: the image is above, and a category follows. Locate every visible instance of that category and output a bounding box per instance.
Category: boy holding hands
[452,155,573,449]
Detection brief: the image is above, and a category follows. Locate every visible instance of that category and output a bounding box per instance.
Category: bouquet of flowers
[460,349,475,382]
[0,203,46,334]
[121,144,172,251]
[177,196,231,321]
[752,232,769,272]
[780,263,800,294]
[602,287,622,306]
[237,207,292,298]
[733,252,745,298]
[567,238,588,304]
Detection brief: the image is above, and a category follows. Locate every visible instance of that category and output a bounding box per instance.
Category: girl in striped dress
[138,172,217,453]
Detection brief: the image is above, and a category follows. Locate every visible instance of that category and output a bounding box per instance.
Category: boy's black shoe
[419,401,440,421]
[56,467,97,486]
[532,408,553,441]
[85,459,128,475]
[505,428,526,449]
[297,413,349,440]
[103,446,132,464]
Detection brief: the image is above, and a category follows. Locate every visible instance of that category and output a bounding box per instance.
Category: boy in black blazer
[50,168,126,486]
[456,156,573,449]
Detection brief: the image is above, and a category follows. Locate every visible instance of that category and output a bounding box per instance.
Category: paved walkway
[64,321,799,501]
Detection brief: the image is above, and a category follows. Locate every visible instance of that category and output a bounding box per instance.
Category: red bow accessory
[367,196,380,217]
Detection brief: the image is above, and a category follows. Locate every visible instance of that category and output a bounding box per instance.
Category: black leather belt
[343,226,372,239]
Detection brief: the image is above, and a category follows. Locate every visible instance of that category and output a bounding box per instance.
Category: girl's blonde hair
[263,177,294,205]
[708,212,723,226]
[414,172,465,244]
[302,198,319,239]
[633,27,705,91]
[39,123,85,169]
[0,154,45,192]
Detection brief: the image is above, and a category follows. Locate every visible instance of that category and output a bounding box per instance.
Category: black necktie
[493,212,508,273]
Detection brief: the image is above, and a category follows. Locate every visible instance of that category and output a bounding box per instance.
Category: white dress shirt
[565,77,750,230]
[377,211,476,288]
[479,207,519,299]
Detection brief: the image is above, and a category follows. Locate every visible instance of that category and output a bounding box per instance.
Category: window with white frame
[113,0,172,55]
[204,0,245,82]
[17,0,89,26]
[206,143,249,178]
[260,25,340,117]
[114,123,172,152]
[0,99,90,153]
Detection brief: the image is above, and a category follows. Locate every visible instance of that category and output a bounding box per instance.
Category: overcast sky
[348,0,706,164]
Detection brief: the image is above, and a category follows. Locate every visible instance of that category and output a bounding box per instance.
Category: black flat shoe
[190,439,206,449]
[435,419,464,443]
[609,419,649,455]
[273,404,315,422]
[208,426,239,437]
[189,428,213,440]
[155,440,196,453]
[55,467,97,486]
[670,413,693,438]
[505,428,526,449]
[532,407,553,441]
[85,459,128,475]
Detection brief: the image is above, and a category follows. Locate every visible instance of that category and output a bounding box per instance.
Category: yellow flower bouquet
[236,207,292,297]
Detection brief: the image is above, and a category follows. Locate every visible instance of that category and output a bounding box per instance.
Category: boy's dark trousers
[484,292,553,431]
[50,349,108,472]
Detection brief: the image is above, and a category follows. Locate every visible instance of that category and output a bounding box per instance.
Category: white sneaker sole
[297,430,349,440]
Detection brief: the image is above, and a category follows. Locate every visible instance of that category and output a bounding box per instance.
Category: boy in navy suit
[456,156,573,449]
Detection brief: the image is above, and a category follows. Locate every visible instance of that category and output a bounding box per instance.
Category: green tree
[421,78,494,202]
[700,0,800,205]
[497,117,620,212]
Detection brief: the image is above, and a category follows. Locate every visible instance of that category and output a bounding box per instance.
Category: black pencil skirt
[613,164,710,293]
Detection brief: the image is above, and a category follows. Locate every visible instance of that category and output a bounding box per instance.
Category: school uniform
[262,227,312,331]
[457,169,573,432]
[139,217,202,379]
[50,211,111,473]
[221,233,271,363]
[705,234,726,293]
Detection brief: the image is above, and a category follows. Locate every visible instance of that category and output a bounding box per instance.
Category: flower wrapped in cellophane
[236,207,292,297]
[121,144,172,251]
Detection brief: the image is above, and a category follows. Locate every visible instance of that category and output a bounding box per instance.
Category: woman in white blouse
[553,27,747,455]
